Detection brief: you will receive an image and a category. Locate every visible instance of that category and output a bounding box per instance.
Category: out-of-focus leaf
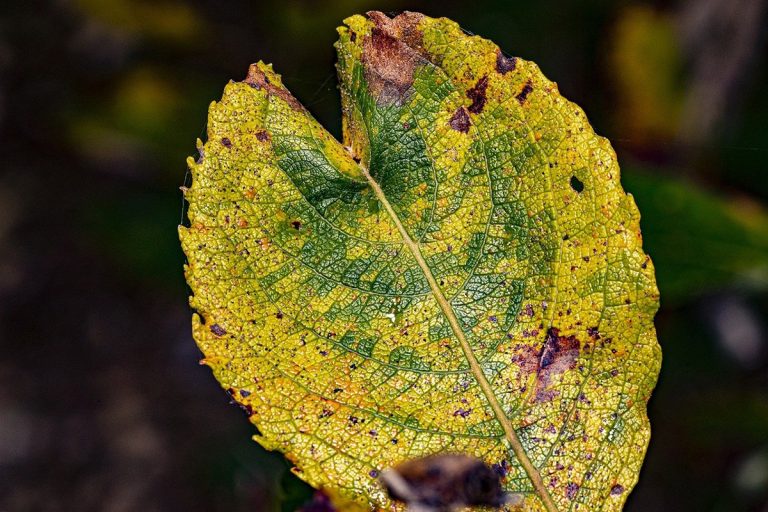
[180,11,661,511]
[610,5,684,148]
[67,67,212,174]
[74,0,202,42]
[624,167,768,303]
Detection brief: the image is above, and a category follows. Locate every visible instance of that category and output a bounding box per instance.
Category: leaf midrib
[358,164,559,512]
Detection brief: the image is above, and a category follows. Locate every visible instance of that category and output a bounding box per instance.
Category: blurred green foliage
[624,168,768,304]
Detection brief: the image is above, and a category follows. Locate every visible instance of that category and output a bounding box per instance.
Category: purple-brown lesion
[534,327,581,402]
[512,327,583,403]
[495,50,517,75]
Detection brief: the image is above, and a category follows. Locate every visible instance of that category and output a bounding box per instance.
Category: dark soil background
[1,0,767,511]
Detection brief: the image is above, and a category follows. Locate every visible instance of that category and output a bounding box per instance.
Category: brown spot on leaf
[291,220,302,230]
[610,484,625,496]
[495,50,517,74]
[210,324,226,336]
[255,130,270,142]
[516,80,533,104]
[369,11,426,50]
[244,64,304,111]
[467,76,489,114]
[534,328,580,402]
[362,11,426,104]
[449,107,471,132]
[221,137,232,148]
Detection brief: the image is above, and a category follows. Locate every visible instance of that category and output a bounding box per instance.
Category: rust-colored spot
[221,137,232,148]
[362,11,426,104]
[244,64,304,111]
[516,80,533,104]
[210,324,226,336]
[449,107,470,133]
[467,76,489,114]
[496,50,517,74]
[534,327,580,402]
[255,130,270,142]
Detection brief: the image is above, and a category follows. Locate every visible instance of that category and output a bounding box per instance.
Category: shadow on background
[1,0,767,510]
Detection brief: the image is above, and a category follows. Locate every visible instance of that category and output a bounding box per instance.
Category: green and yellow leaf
[180,11,661,511]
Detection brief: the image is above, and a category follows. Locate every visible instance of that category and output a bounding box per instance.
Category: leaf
[179,11,661,511]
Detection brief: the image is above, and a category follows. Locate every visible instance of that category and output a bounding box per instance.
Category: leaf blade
[181,11,661,511]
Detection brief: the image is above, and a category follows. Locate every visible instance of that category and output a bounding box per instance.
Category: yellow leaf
[180,11,661,511]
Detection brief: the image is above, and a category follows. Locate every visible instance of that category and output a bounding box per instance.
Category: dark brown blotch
[221,137,232,148]
[534,327,581,402]
[449,107,471,133]
[516,80,533,104]
[368,11,426,52]
[362,12,426,105]
[467,75,489,114]
[255,130,270,142]
[363,28,416,103]
[495,50,517,74]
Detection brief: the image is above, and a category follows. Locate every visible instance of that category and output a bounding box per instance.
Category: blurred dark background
[1,0,767,510]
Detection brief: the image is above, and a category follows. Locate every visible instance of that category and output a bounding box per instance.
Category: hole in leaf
[570,176,584,193]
